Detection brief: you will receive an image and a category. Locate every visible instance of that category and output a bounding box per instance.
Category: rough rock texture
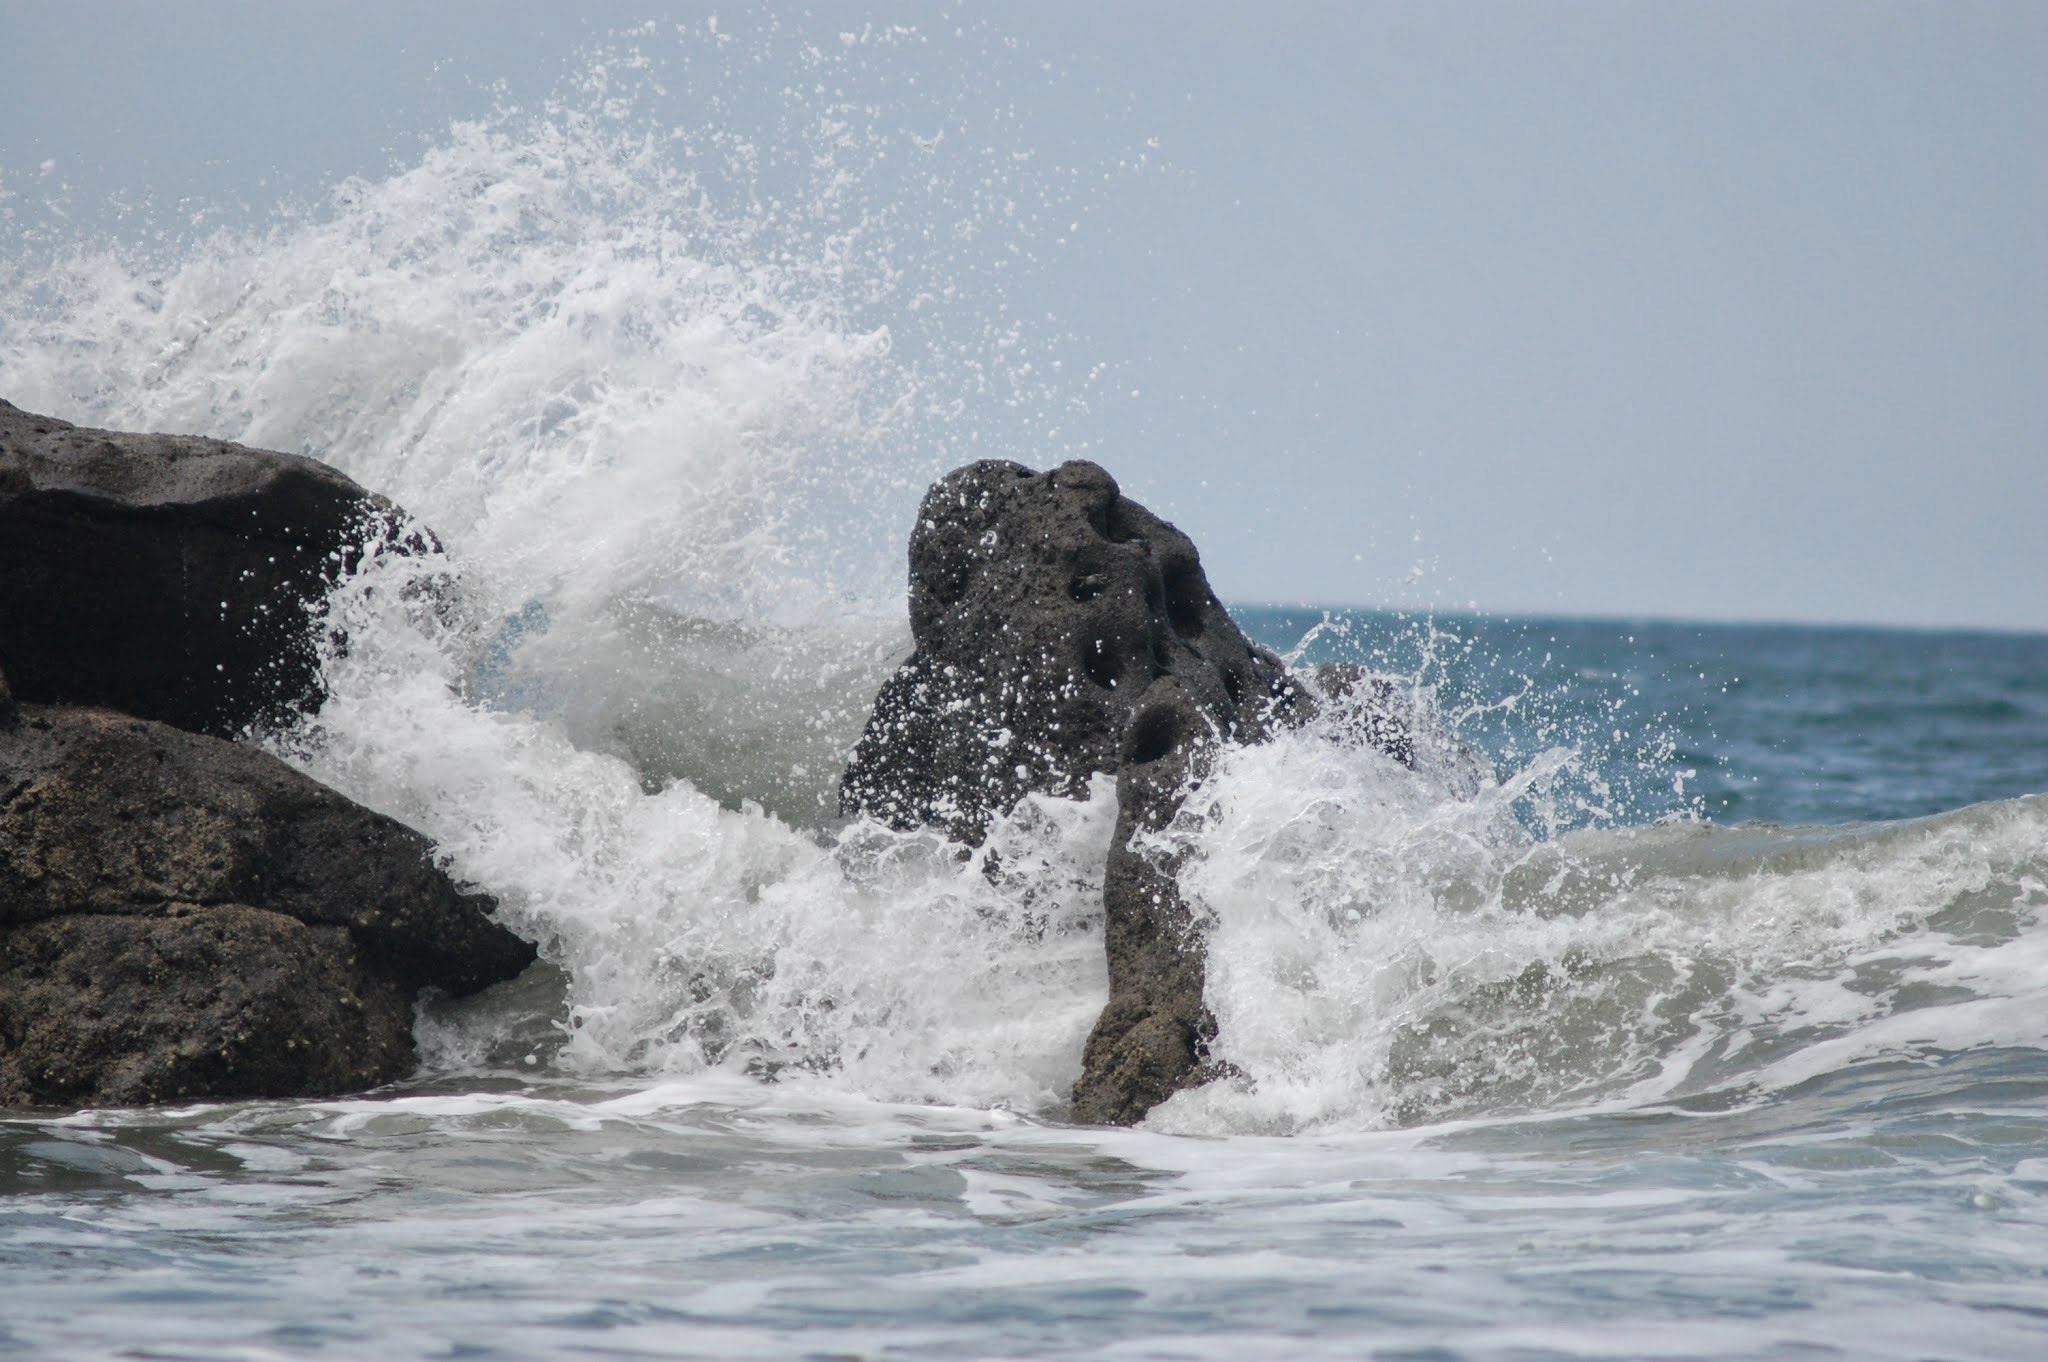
[841,459,1298,843]
[0,908,415,1108]
[0,399,415,738]
[0,704,535,1107]
[843,459,1354,1124]
[1067,677,1224,1124]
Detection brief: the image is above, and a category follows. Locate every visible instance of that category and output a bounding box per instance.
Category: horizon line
[1224,600,2048,641]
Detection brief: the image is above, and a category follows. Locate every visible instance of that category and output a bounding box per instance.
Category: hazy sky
[5,2,2044,631]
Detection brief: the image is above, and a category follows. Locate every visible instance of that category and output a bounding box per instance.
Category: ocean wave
[3,25,2041,1139]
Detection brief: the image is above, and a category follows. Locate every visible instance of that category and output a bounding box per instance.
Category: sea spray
[1150,702,2048,1133]
[297,534,1115,1111]
[7,19,2048,1361]
[0,16,1156,826]
[0,26,1153,1109]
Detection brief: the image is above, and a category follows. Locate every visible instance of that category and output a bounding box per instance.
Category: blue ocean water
[3,611,2045,1362]
[1242,608,2048,825]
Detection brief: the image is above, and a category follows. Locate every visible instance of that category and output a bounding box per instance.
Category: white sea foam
[1152,736,2048,1132]
[1,32,1128,1113]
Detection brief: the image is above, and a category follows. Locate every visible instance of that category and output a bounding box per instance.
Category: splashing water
[8,26,2048,1362]
[3,26,2045,1146]
[2,23,1153,1116]
[1149,715,2048,1133]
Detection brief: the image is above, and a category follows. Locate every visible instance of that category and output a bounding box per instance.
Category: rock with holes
[0,398,425,739]
[840,459,1299,843]
[0,703,536,1107]
[841,459,1323,1124]
[841,459,1427,1123]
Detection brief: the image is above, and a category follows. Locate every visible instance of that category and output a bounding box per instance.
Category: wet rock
[1069,678,1225,1124]
[0,704,535,1107]
[843,460,1429,1124]
[1065,667,1425,1122]
[840,459,1298,843]
[844,460,1341,1124]
[0,399,421,738]
[0,908,414,1108]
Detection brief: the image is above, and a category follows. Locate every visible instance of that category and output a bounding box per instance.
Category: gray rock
[840,459,1300,843]
[0,704,535,1107]
[1069,677,1226,1124]
[0,399,423,738]
[0,908,415,1108]
[843,460,1353,1124]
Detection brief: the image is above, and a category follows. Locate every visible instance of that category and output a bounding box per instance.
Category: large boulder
[841,459,1298,843]
[0,399,418,738]
[842,460,1351,1124]
[0,700,535,1107]
[1,907,417,1109]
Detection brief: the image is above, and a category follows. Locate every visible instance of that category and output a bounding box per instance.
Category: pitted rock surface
[842,459,1346,1124]
[840,459,1297,844]
[0,398,421,738]
[842,459,1424,1124]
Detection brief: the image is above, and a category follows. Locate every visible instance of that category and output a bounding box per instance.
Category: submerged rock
[0,399,419,738]
[0,704,535,1107]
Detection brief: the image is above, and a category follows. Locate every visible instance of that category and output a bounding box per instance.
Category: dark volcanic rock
[1063,664,1424,1122]
[840,459,1298,843]
[843,459,1424,1123]
[0,399,417,738]
[1068,677,1224,1124]
[842,459,1350,1124]
[0,908,414,1108]
[0,704,535,1107]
